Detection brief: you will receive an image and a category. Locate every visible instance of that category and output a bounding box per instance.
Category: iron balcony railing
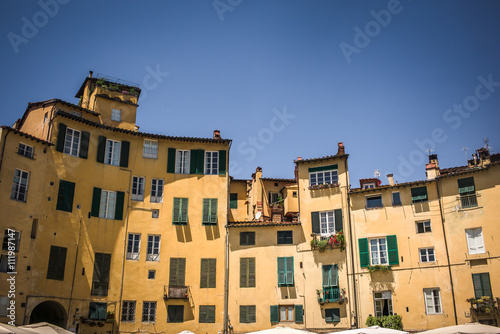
[164,285,189,300]
[319,287,343,303]
[458,193,479,209]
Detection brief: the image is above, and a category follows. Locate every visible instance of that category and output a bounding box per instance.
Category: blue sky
[1,1,499,184]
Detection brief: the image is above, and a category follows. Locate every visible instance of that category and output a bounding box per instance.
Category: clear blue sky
[1,1,499,184]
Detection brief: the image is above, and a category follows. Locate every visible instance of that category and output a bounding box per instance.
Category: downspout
[435,178,458,325]
[345,157,358,328]
[0,128,12,175]
[67,217,83,331]
[224,140,232,334]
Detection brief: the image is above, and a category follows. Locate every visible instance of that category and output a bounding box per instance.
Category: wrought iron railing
[318,287,344,303]
[164,285,189,299]
[459,194,479,209]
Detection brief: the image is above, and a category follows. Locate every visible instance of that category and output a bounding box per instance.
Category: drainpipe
[0,127,12,175]
[67,217,83,330]
[223,140,232,334]
[435,178,458,325]
[345,157,358,328]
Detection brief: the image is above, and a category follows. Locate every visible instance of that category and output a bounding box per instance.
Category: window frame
[150,178,164,203]
[175,149,190,174]
[99,190,117,219]
[369,237,388,265]
[121,300,136,322]
[205,151,219,175]
[172,197,189,224]
[277,231,293,245]
[423,288,442,315]
[146,235,161,262]
[46,245,67,281]
[142,301,157,323]
[0,254,17,273]
[466,227,485,255]
[17,142,34,159]
[111,108,121,121]
[240,232,255,246]
[230,193,238,209]
[199,305,216,323]
[11,169,29,202]
[126,233,141,260]
[392,192,402,206]
[143,140,158,159]
[104,139,121,166]
[63,127,81,157]
[319,211,336,237]
[269,192,279,206]
[411,186,428,203]
[167,305,184,323]
[3,229,21,252]
[240,257,256,288]
[277,257,294,287]
[419,247,436,263]
[279,305,295,322]
[240,305,256,323]
[366,194,383,209]
[309,169,338,186]
[416,220,432,234]
[374,291,393,317]
[131,176,145,201]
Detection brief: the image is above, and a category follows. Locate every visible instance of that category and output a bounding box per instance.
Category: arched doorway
[29,301,67,328]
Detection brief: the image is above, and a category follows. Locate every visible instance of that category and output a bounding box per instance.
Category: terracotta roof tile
[227,221,301,228]
[1,126,54,146]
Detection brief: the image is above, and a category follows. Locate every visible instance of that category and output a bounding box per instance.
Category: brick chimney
[337,142,345,155]
[426,154,440,180]
[387,174,395,186]
[213,130,221,140]
[89,71,93,78]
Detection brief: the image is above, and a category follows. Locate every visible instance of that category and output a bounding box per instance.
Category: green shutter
[56,180,75,212]
[325,308,340,323]
[47,246,67,281]
[209,258,216,288]
[322,265,331,287]
[458,177,475,194]
[308,164,338,173]
[97,136,106,163]
[91,187,102,217]
[481,273,492,297]
[181,198,188,223]
[472,274,483,298]
[387,235,399,265]
[119,141,130,168]
[248,258,255,287]
[200,259,208,288]
[173,198,180,223]
[89,302,98,320]
[311,212,320,234]
[240,306,248,323]
[359,238,369,268]
[199,305,215,323]
[79,131,90,159]
[331,264,338,286]
[173,198,188,224]
[295,305,303,323]
[190,150,198,174]
[248,306,256,323]
[230,193,238,209]
[270,305,279,323]
[218,150,226,175]
[167,148,176,173]
[334,209,343,232]
[115,191,125,220]
[473,273,493,298]
[240,258,248,288]
[56,123,67,152]
[197,149,205,174]
[170,258,186,286]
[411,186,428,202]
[202,199,210,224]
[277,257,286,285]
[202,199,217,225]
[286,257,294,285]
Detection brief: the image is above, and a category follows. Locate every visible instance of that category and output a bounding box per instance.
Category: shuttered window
[411,186,428,203]
[91,187,124,220]
[169,258,186,286]
[240,305,256,323]
[199,305,216,323]
[277,257,294,286]
[311,209,343,235]
[230,193,238,209]
[202,198,218,225]
[294,305,303,323]
[56,180,75,212]
[466,228,485,254]
[173,198,188,224]
[270,305,279,323]
[167,305,184,323]
[359,236,398,267]
[277,231,293,244]
[46,246,67,281]
[89,302,107,320]
[458,177,475,194]
[472,273,492,298]
[240,258,256,288]
[190,149,205,175]
[322,265,338,287]
[325,308,340,323]
[91,253,111,296]
[200,258,216,288]
[240,232,255,246]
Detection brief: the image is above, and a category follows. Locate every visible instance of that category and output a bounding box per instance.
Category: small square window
[292,191,297,197]
[148,270,156,279]
[416,221,431,234]
[152,209,159,218]
[111,109,121,121]
[240,232,255,246]
[419,248,435,263]
[277,231,293,245]
[366,195,383,209]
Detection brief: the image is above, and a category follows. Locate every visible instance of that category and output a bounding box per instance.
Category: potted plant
[89,321,96,327]
[97,322,104,327]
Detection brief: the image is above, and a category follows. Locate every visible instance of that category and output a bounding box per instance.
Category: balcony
[458,193,479,209]
[317,287,345,304]
[164,285,189,300]
[91,282,108,296]
[469,297,499,325]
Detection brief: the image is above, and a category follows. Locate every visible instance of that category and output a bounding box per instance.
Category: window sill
[308,183,339,190]
[458,206,482,211]
[365,206,384,210]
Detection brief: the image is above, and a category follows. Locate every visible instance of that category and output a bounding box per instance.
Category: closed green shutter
[458,177,475,194]
[167,148,176,173]
[277,257,286,286]
[96,136,106,163]
[218,150,227,175]
[209,258,216,288]
[190,150,198,174]
[202,199,217,225]
[197,149,205,174]
[79,131,90,159]
[240,306,248,323]
[115,191,125,220]
[169,258,186,286]
[47,246,67,281]
[119,141,130,168]
[334,209,343,232]
[200,259,216,288]
[295,305,303,323]
[331,264,338,286]
[359,238,369,268]
[248,258,255,287]
[322,265,331,287]
[173,198,188,224]
[91,187,102,217]
[240,258,255,288]
[89,302,97,320]
[311,212,320,234]
[387,235,399,265]
[199,305,215,323]
[473,273,492,298]
[285,257,294,285]
[181,198,188,223]
[230,193,238,209]
[322,265,338,287]
[56,180,75,212]
[411,186,428,202]
[270,305,279,323]
[56,123,67,152]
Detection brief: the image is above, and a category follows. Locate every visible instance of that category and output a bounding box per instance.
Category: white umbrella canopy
[0,323,39,334]
[178,331,196,334]
[246,326,314,334]
[327,325,408,334]
[419,323,500,334]
[20,323,73,334]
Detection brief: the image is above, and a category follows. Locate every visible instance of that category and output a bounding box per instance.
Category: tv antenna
[462,146,468,162]
[483,137,493,151]
[426,148,434,156]
[374,169,380,179]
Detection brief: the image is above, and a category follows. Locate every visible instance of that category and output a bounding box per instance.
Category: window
[121,301,136,322]
[374,291,393,317]
[91,253,111,296]
[146,235,160,261]
[167,305,184,323]
[150,178,164,203]
[199,305,216,323]
[56,123,89,159]
[131,176,145,201]
[127,233,140,260]
[31,219,38,239]
[309,164,338,186]
[230,193,238,209]
[292,191,297,197]
[277,231,293,244]
[325,308,340,323]
[152,209,159,218]
[64,127,81,157]
[176,150,190,174]
[280,306,294,321]
[392,192,402,206]
[3,229,20,252]
[17,143,34,159]
[363,183,376,189]
[205,151,219,175]
[466,228,485,254]
[424,289,442,314]
[359,236,399,267]
[411,186,428,203]
[148,270,156,280]
[142,301,156,323]
[269,192,279,206]
[143,140,158,159]
[169,258,186,286]
[111,108,121,121]
[472,273,492,298]
[240,305,256,323]
[43,113,48,123]
[240,232,255,246]
[0,254,16,273]
[270,305,303,323]
[89,302,107,320]
[419,248,435,263]
[56,180,75,212]
[200,258,216,288]
[277,257,294,286]
[11,169,29,202]
[322,265,340,302]
[100,190,117,219]
[172,198,188,224]
[311,209,343,237]
[91,188,124,220]
[105,139,121,166]
[0,297,8,317]
[458,177,477,208]
[202,198,218,225]
[366,195,383,209]
[97,136,129,167]
[46,246,67,281]
[240,258,256,288]
[416,220,432,233]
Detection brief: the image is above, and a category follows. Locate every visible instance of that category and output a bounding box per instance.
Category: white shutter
[424,290,434,314]
[476,228,485,253]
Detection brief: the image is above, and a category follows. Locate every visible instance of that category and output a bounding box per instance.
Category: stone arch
[29,300,67,328]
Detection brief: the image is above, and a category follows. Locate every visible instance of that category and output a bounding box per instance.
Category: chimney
[337,142,345,155]
[297,157,302,161]
[387,174,395,186]
[213,130,221,140]
[89,71,93,78]
[426,154,440,180]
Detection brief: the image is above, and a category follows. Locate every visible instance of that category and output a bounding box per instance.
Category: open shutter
[218,150,227,175]
[411,186,428,202]
[311,212,320,234]
[331,264,338,286]
[190,150,198,174]
[181,198,188,223]
[458,177,475,194]
[197,150,205,174]
[167,148,176,173]
[322,265,331,287]
[173,198,180,223]
[277,258,286,285]
[294,305,303,323]
[270,305,279,323]
[79,131,90,159]
[91,187,102,217]
[120,141,130,167]
[56,123,67,152]
[115,191,125,220]
[387,235,399,265]
[359,238,369,268]
[210,199,217,224]
[334,209,343,232]
[286,257,294,285]
[96,136,106,163]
